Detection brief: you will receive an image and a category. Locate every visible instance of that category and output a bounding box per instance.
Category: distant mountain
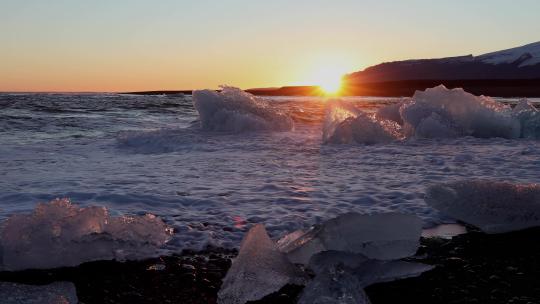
[125,42,540,98]
[345,41,540,83]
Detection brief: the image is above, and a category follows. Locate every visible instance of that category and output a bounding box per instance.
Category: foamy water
[1,92,539,254]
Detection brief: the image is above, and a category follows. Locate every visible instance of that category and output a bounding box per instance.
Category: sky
[1,0,539,92]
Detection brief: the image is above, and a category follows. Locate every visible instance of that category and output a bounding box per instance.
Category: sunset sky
[1,0,539,92]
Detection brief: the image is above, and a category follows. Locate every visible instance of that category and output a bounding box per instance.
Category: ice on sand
[298,267,371,304]
[300,251,433,304]
[278,213,422,264]
[0,281,78,304]
[0,198,172,271]
[217,224,306,304]
[426,180,540,233]
[308,251,433,286]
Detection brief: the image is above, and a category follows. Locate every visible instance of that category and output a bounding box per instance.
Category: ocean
[1,90,539,255]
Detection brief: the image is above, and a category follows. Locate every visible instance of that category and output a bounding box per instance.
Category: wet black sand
[1,227,540,304]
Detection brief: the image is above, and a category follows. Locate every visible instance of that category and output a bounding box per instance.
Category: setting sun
[306,64,348,95]
[315,66,345,94]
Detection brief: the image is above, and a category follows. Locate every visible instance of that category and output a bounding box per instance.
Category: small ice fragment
[298,267,370,304]
[217,224,306,304]
[147,264,166,271]
[421,224,467,239]
[353,260,434,287]
[279,213,422,264]
[426,180,540,233]
[276,229,305,250]
[0,281,78,304]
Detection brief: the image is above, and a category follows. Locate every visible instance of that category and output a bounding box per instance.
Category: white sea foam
[0,198,172,270]
[426,180,540,233]
[192,87,294,132]
[323,85,539,143]
[3,93,540,255]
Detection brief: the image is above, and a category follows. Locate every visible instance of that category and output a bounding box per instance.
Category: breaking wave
[192,86,294,132]
[0,199,172,270]
[323,85,540,144]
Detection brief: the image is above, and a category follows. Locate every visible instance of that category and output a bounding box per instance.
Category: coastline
[2,227,540,304]
[122,78,540,98]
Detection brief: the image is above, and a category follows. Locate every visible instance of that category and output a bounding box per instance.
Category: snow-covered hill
[346,41,540,83]
[477,41,540,67]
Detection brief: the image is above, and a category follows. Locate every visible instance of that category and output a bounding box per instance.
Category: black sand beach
[1,227,540,304]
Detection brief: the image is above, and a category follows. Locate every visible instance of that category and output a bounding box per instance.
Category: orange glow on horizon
[301,56,353,97]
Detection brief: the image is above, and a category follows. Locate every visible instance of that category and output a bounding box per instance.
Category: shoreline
[121,78,540,98]
[2,227,540,304]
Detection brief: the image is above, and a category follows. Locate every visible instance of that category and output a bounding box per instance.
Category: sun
[319,78,342,94]
[311,65,346,95]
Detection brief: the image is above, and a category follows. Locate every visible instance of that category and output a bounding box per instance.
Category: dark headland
[125,41,540,98]
[123,78,540,98]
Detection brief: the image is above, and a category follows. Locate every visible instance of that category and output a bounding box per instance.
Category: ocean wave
[323,85,539,144]
[0,198,172,270]
[116,128,212,154]
[192,86,294,132]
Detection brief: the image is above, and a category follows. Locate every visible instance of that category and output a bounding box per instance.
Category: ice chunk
[298,267,370,304]
[278,213,422,264]
[0,281,78,304]
[301,251,433,304]
[512,99,540,139]
[426,180,540,233]
[353,260,434,286]
[275,229,305,250]
[401,85,521,139]
[0,198,172,270]
[376,101,404,125]
[325,86,538,142]
[192,87,294,132]
[217,224,306,304]
[323,100,402,144]
[308,251,369,275]
[421,224,467,239]
[308,251,433,286]
[513,99,538,114]
[412,112,459,138]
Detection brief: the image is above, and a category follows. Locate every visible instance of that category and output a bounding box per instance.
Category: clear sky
[1,0,539,92]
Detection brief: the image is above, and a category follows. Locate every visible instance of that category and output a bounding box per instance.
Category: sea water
[1,91,539,254]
